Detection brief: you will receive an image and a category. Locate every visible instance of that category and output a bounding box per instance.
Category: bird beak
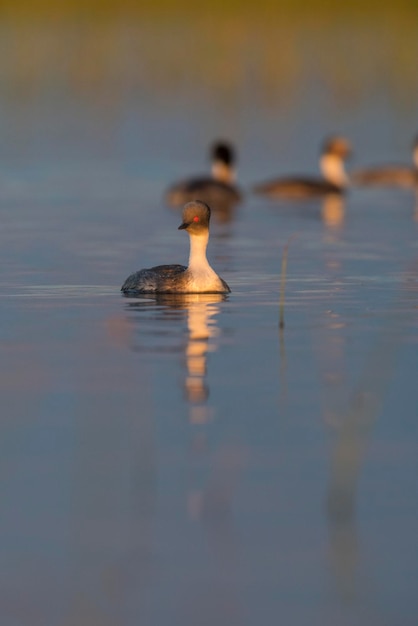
[178,222,189,230]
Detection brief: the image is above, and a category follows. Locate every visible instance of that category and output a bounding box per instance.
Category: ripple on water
[0,284,118,298]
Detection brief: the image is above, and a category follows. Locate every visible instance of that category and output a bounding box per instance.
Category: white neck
[188,231,212,271]
[211,160,235,183]
[320,154,348,187]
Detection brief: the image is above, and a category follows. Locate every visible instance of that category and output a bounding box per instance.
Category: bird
[165,141,242,209]
[253,136,352,199]
[121,201,230,295]
[351,136,418,188]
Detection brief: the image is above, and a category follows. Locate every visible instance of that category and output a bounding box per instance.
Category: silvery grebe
[253,136,352,199]
[165,141,242,208]
[351,136,418,188]
[121,201,230,295]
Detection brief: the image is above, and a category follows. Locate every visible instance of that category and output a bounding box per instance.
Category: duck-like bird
[253,136,352,199]
[351,136,418,188]
[121,201,230,295]
[165,141,242,209]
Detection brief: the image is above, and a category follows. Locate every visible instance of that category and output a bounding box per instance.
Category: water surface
[1,14,418,626]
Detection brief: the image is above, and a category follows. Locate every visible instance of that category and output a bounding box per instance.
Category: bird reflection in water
[183,294,222,422]
[125,292,245,621]
[124,292,226,423]
[314,310,362,603]
[324,264,416,606]
[263,191,346,236]
[321,193,345,230]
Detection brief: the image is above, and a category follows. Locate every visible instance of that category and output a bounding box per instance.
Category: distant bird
[165,141,242,209]
[121,201,230,295]
[351,136,418,188]
[253,136,352,199]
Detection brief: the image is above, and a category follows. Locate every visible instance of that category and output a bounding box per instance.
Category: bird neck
[320,154,348,187]
[211,160,236,183]
[188,231,211,271]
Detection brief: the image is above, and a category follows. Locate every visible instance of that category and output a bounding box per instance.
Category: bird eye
[193,216,200,222]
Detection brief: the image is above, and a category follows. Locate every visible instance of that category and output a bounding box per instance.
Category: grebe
[165,141,242,208]
[253,136,352,199]
[121,201,230,295]
[351,136,418,188]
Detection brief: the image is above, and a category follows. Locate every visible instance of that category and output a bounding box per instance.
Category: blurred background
[1,0,417,169]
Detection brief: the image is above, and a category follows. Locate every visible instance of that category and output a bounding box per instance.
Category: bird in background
[253,135,352,199]
[165,140,242,210]
[351,135,418,188]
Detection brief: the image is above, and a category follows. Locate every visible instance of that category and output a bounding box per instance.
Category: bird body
[253,136,351,199]
[351,136,418,188]
[351,167,418,187]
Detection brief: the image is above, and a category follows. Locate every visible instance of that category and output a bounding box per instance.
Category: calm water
[1,15,418,626]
